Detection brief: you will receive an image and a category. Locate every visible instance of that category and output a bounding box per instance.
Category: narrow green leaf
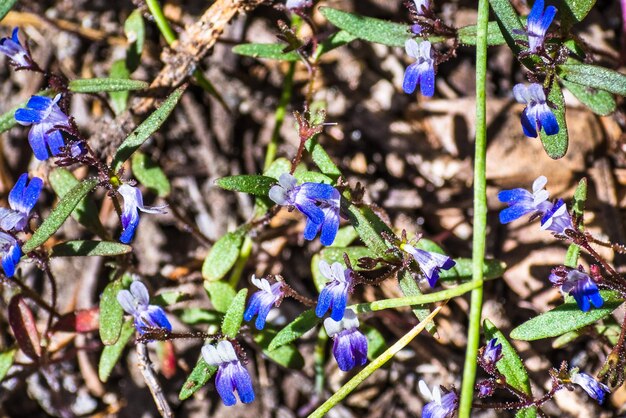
[112,86,185,172]
[565,177,587,268]
[179,356,217,400]
[221,289,248,339]
[268,309,320,351]
[232,43,299,61]
[0,0,17,21]
[559,63,626,96]
[398,270,437,334]
[202,227,247,282]
[515,407,538,418]
[131,152,171,197]
[562,80,615,116]
[488,0,525,55]
[363,325,387,359]
[255,330,305,369]
[49,241,131,257]
[23,178,98,253]
[124,9,145,70]
[510,291,623,341]
[312,30,357,60]
[68,78,149,93]
[264,158,292,180]
[98,319,134,382]
[215,175,276,196]
[539,83,568,159]
[305,137,342,181]
[48,168,107,237]
[109,60,131,115]
[344,201,395,260]
[293,169,334,185]
[204,281,236,314]
[329,226,358,247]
[561,0,596,27]
[99,278,125,345]
[484,319,532,395]
[0,348,16,382]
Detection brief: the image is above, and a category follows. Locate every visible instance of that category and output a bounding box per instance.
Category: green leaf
[99,278,126,345]
[268,309,320,351]
[221,289,247,339]
[179,356,217,400]
[255,330,305,369]
[559,63,626,96]
[565,177,587,268]
[539,82,568,159]
[510,291,623,341]
[488,0,525,55]
[112,86,185,172]
[152,291,187,306]
[440,258,506,282]
[131,152,171,197]
[0,348,16,382]
[515,408,538,418]
[484,319,532,395]
[23,178,99,253]
[49,241,131,257]
[0,0,17,21]
[68,78,149,93]
[562,80,615,116]
[313,30,357,60]
[98,319,134,382]
[561,0,596,27]
[124,9,145,71]
[319,246,379,270]
[177,308,222,325]
[457,22,507,46]
[398,270,437,334]
[293,169,334,185]
[344,201,395,260]
[232,43,299,61]
[109,60,131,115]
[202,227,247,282]
[204,281,237,314]
[48,168,107,237]
[305,137,342,181]
[329,226,358,247]
[264,158,292,180]
[363,325,386,359]
[215,175,276,196]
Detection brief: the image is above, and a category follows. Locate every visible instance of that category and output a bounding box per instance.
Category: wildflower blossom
[0,232,21,277]
[571,371,610,404]
[525,0,557,53]
[549,268,603,312]
[412,0,430,15]
[481,338,503,373]
[401,243,455,288]
[411,24,424,35]
[403,39,435,97]
[419,380,458,418]
[540,198,573,235]
[323,309,368,372]
[476,380,495,398]
[498,175,552,224]
[513,83,558,138]
[14,94,71,160]
[286,0,312,9]
[118,184,167,244]
[315,260,353,321]
[0,174,43,232]
[201,341,255,406]
[269,173,341,246]
[117,281,172,334]
[0,28,31,68]
[243,275,284,330]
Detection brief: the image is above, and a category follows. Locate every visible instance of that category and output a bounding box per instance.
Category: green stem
[264,62,296,171]
[458,0,489,415]
[308,306,443,418]
[314,327,328,395]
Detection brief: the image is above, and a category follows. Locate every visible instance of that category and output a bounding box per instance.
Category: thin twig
[136,343,173,418]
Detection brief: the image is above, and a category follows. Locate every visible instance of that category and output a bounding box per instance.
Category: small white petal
[216,340,238,363]
[532,175,548,193]
[323,316,343,337]
[318,260,333,282]
[432,385,442,404]
[201,344,222,366]
[130,281,150,306]
[330,262,347,283]
[418,380,433,400]
[405,39,421,59]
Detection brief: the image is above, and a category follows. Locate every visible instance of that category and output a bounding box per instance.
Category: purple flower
[481,338,503,369]
[571,371,610,404]
[525,0,557,53]
[411,24,424,35]
[315,260,353,321]
[201,341,255,406]
[401,243,455,287]
[540,198,573,235]
[14,94,71,160]
[323,309,368,372]
[0,232,21,277]
[269,173,341,246]
[549,268,603,312]
[243,275,284,330]
[476,380,495,398]
[513,83,558,138]
[286,0,312,9]
[498,175,552,224]
[0,28,31,68]
[0,174,43,232]
[403,39,435,97]
[118,184,167,244]
[419,380,458,418]
[117,281,172,334]
[69,142,87,158]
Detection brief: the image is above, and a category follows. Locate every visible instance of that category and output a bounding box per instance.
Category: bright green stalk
[458,0,490,415]
[308,306,443,418]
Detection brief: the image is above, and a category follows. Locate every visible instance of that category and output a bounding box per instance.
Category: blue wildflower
[482,338,503,369]
[0,174,43,232]
[419,380,458,418]
[525,0,557,53]
[315,260,353,321]
[243,275,284,330]
[14,94,71,160]
[0,231,21,277]
[571,371,610,404]
[411,24,424,35]
[540,198,573,235]
[201,341,255,406]
[549,268,603,312]
[116,281,172,334]
[118,184,167,244]
[498,175,552,224]
[401,243,455,288]
[403,39,435,97]
[0,28,31,68]
[323,309,368,372]
[269,173,341,246]
[513,83,558,138]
